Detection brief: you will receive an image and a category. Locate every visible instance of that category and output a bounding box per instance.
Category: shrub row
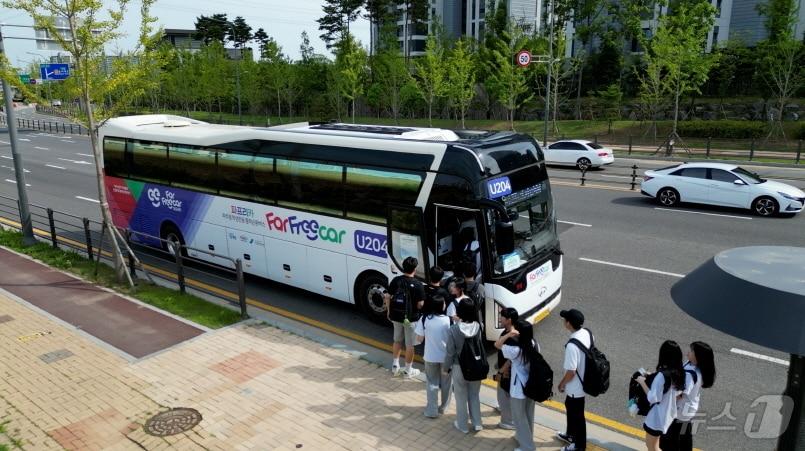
[677,120,767,139]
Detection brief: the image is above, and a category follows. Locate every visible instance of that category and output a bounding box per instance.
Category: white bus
[100,115,563,339]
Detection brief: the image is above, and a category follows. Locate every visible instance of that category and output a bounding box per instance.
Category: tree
[364,0,392,54]
[594,83,623,120]
[253,28,269,57]
[299,31,315,63]
[0,0,162,284]
[194,14,228,45]
[373,25,412,122]
[401,0,429,61]
[757,0,804,140]
[486,22,533,130]
[196,42,231,116]
[446,39,476,128]
[334,34,367,123]
[649,0,717,146]
[414,32,447,126]
[317,0,364,49]
[569,0,607,119]
[227,16,253,49]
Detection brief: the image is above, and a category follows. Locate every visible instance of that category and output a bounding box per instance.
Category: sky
[0,0,371,69]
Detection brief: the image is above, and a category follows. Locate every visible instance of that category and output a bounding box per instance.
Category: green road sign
[19,74,30,84]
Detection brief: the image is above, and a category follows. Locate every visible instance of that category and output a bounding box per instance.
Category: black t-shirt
[389,275,426,320]
[424,284,450,310]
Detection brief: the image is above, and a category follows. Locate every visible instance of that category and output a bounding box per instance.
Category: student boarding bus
[100,115,562,339]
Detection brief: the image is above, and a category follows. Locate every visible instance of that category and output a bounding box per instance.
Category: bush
[677,120,767,139]
[796,123,805,140]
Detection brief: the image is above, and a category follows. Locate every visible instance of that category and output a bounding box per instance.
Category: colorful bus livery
[100,116,563,340]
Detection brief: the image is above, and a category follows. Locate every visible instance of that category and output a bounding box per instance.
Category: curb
[613,153,804,169]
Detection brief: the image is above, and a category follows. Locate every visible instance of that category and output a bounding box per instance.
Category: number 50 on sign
[516,50,531,67]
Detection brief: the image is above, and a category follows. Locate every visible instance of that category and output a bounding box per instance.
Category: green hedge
[677,120,767,139]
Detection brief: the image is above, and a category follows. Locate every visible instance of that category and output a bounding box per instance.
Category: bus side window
[102,137,128,178]
[218,151,255,200]
[252,155,277,204]
[168,144,217,193]
[276,159,344,216]
[129,140,168,184]
[345,166,423,224]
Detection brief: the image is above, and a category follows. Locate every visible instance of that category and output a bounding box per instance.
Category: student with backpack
[461,261,484,326]
[445,277,470,323]
[660,341,716,451]
[495,320,542,451]
[414,294,453,418]
[424,266,450,312]
[443,299,488,433]
[635,340,687,451]
[384,256,426,378]
[493,308,519,430]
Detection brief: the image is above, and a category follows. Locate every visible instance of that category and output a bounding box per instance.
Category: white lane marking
[654,207,752,220]
[57,158,92,165]
[75,153,93,157]
[600,174,633,179]
[579,257,685,278]
[730,348,789,366]
[18,138,30,142]
[61,140,75,143]
[45,164,66,170]
[1,165,29,173]
[558,220,592,227]
[34,146,49,150]
[75,196,100,203]
[4,179,30,187]
[0,140,9,144]
[0,156,11,160]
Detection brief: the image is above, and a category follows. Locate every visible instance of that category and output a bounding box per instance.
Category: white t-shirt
[414,314,451,363]
[446,294,469,320]
[502,340,540,400]
[645,371,681,433]
[563,328,592,398]
[677,362,703,422]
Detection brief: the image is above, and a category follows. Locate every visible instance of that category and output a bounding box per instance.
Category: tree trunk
[428,97,433,127]
[576,59,584,120]
[352,98,356,123]
[673,84,680,136]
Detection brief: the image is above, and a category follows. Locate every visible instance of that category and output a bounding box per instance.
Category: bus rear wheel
[356,272,389,324]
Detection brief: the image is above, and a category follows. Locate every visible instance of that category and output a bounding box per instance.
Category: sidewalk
[0,250,640,450]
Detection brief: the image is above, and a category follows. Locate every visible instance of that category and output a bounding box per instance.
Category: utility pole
[542,0,555,148]
[0,28,35,245]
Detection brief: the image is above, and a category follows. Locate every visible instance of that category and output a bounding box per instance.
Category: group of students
[384,255,717,451]
[633,340,717,451]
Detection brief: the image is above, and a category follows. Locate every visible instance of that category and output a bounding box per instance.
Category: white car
[641,162,805,216]
[545,140,615,170]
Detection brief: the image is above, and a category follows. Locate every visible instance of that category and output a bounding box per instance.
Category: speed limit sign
[516,50,531,67]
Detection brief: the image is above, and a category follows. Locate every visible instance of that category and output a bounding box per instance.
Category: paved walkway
[0,284,597,451]
[0,247,205,359]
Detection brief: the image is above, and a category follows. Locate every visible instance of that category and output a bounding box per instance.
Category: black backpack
[389,278,414,323]
[567,328,610,397]
[629,370,671,416]
[523,349,554,402]
[458,330,489,381]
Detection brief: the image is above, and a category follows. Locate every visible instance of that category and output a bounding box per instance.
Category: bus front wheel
[356,272,389,324]
[160,223,187,257]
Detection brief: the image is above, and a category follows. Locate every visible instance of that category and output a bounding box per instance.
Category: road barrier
[0,111,87,136]
[0,194,248,319]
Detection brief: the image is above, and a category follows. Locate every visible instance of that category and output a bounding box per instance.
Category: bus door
[387,205,429,279]
[433,204,484,280]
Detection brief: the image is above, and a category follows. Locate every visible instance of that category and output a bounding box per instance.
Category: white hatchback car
[545,140,615,170]
[641,162,805,216]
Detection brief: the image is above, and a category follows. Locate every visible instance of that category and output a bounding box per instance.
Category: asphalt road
[1,118,803,450]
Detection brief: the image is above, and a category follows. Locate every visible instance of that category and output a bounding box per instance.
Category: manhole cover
[143,408,202,437]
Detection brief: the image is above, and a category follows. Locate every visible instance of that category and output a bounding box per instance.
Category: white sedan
[641,162,805,216]
[545,140,615,170]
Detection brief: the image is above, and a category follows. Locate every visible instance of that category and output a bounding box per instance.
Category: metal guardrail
[0,194,248,319]
[0,110,88,136]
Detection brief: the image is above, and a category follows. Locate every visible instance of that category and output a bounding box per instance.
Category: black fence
[0,112,88,136]
[0,194,248,319]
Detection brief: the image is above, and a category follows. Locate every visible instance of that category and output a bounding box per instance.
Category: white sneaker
[403,367,421,378]
[453,420,468,434]
[391,365,401,376]
[473,424,483,432]
[561,445,579,451]
[497,422,516,430]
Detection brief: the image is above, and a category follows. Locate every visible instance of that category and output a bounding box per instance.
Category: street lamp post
[0,27,35,245]
[542,0,555,148]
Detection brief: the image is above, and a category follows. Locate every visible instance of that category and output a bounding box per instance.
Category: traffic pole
[0,29,35,245]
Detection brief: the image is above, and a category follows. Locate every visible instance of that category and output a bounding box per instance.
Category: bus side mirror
[495,221,515,256]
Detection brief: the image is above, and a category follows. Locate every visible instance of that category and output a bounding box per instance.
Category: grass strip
[0,229,241,329]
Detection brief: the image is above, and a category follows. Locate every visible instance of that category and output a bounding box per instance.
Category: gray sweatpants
[511,396,536,451]
[424,362,452,417]
[497,379,513,425]
[451,364,482,430]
